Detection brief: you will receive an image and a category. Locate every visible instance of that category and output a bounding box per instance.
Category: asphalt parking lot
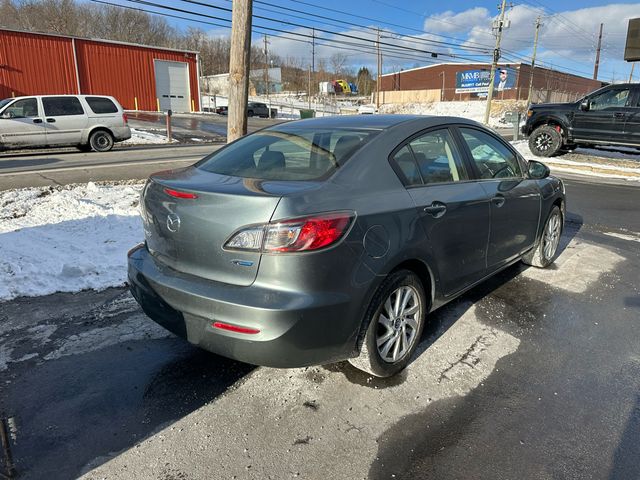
[1,177,639,479]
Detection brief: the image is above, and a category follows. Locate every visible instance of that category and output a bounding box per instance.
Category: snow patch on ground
[43,313,170,361]
[0,182,143,301]
[121,128,174,145]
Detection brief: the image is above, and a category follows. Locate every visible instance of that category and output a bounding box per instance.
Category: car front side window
[459,128,522,180]
[2,98,39,119]
[590,89,630,111]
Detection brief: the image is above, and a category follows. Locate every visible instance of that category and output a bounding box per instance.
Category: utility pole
[311,29,315,101]
[483,0,509,125]
[376,27,381,109]
[526,16,542,106]
[263,34,270,116]
[228,0,253,143]
[593,23,603,80]
[628,62,635,83]
[308,64,312,109]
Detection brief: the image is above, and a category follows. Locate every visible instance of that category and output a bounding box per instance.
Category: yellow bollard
[134,96,138,111]
[11,91,15,98]
[191,99,195,112]
[156,98,160,112]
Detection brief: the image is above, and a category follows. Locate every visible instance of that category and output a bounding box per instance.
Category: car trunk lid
[141,167,283,286]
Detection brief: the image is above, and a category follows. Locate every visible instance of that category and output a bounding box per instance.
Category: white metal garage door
[154,60,190,113]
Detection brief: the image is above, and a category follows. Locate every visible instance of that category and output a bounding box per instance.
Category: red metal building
[0,29,200,112]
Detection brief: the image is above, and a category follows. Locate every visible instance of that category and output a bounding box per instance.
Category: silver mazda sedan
[128,115,565,377]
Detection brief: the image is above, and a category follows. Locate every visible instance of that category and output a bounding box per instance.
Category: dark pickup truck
[522,83,640,157]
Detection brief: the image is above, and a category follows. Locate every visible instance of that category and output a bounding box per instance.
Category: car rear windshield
[196,128,378,181]
[86,97,118,114]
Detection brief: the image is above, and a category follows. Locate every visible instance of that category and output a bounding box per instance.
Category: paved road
[0,179,639,479]
[0,145,218,190]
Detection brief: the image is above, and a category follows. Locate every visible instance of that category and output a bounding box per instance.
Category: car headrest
[333,135,363,162]
[258,150,286,171]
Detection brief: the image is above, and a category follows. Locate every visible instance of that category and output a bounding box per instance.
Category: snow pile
[379,101,516,128]
[512,141,640,181]
[0,182,143,301]
[121,128,173,145]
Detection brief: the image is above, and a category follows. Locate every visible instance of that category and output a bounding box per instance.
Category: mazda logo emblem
[166,213,181,233]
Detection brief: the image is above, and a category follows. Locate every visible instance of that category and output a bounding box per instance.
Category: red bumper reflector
[213,322,260,335]
[164,188,198,199]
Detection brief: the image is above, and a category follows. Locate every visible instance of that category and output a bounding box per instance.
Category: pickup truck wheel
[529,125,563,157]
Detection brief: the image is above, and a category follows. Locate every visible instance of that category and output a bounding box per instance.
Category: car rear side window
[459,128,522,179]
[42,97,84,116]
[409,129,468,184]
[197,128,376,181]
[85,97,118,114]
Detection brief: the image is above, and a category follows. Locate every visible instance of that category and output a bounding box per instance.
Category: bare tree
[330,52,347,77]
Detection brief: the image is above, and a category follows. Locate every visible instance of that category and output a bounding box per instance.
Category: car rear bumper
[113,126,132,141]
[127,245,360,368]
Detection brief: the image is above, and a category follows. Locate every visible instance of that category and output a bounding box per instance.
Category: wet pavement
[0,179,639,479]
[127,112,283,143]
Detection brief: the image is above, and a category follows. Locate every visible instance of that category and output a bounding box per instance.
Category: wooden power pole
[483,0,509,125]
[526,16,542,106]
[376,27,381,109]
[228,0,253,143]
[593,23,603,80]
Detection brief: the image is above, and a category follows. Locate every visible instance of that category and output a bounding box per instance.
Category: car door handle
[423,202,447,218]
[46,118,56,123]
[614,112,625,119]
[491,195,506,208]
[33,118,43,124]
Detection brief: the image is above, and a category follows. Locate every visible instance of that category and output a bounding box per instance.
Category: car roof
[271,114,483,131]
[5,94,115,100]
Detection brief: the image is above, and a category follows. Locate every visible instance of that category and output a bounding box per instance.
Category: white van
[0,95,131,152]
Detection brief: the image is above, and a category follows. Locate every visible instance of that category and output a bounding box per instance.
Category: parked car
[0,94,131,152]
[247,102,269,118]
[215,106,228,115]
[523,83,640,157]
[358,104,377,114]
[128,115,565,377]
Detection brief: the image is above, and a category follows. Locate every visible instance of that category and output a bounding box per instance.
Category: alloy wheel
[376,285,421,363]
[543,212,561,260]
[535,132,553,152]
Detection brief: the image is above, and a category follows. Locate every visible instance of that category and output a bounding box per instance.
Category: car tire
[348,270,426,377]
[89,130,114,152]
[529,125,563,157]
[522,205,563,268]
[247,110,254,117]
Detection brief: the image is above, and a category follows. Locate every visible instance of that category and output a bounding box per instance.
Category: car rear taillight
[123,112,128,125]
[224,212,354,253]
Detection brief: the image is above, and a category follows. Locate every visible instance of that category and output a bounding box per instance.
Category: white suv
[0,95,131,152]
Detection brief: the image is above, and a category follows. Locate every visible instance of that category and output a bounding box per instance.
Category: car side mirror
[528,160,550,179]
[0,112,11,119]
[580,100,590,111]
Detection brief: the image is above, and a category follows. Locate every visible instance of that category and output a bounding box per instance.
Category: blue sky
[112,0,640,82]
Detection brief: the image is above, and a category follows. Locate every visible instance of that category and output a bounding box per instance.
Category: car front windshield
[196,127,378,181]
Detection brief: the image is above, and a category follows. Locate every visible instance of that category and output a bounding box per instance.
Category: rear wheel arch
[353,258,435,354]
